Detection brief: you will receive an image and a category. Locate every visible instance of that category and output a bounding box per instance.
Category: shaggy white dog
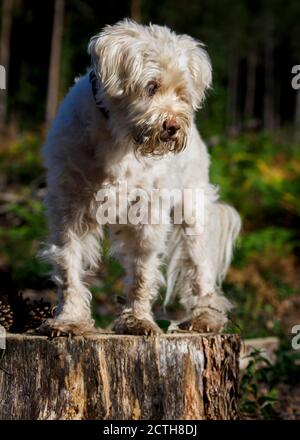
[40,19,241,336]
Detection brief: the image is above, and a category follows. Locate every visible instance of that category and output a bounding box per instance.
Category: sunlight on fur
[39,19,241,337]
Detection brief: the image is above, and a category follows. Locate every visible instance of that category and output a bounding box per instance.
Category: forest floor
[276,383,300,419]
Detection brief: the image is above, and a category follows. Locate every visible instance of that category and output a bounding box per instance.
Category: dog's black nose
[163,119,180,137]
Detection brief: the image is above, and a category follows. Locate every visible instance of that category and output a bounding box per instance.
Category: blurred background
[0,0,299,418]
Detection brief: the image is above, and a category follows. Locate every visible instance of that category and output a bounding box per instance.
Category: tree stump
[0,333,240,420]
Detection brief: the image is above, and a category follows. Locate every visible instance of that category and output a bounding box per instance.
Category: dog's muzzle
[160,119,181,142]
[132,116,187,156]
[133,119,181,145]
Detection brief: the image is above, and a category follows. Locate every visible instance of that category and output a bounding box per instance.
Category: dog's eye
[146,81,159,97]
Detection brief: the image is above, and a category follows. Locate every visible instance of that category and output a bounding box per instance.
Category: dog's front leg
[112,224,168,335]
[39,227,102,336]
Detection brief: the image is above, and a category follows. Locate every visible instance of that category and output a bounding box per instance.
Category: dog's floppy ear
[88,21,142,98]
[179,35,212,110]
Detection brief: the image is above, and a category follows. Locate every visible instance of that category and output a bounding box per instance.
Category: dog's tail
[210,203,241,286]
[164,203,241,307]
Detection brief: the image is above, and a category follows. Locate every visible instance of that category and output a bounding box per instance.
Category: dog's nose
[163,119,180,137]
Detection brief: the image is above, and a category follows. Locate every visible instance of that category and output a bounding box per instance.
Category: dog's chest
[102,154,171,192]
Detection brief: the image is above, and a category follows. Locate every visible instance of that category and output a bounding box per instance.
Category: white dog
[40,19,241,336]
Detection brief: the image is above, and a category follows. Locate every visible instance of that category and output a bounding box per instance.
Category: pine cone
[0,300,13,331]
[1,291,54,332]
[28,298,53,329]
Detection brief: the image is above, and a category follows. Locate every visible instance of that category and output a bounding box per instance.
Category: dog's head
[88,19,212,156]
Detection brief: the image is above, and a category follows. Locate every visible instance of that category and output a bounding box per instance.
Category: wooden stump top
[0,333,240,420]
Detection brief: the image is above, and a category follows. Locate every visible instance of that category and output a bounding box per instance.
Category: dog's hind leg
[170,202,241,333]
[111,224,168,335]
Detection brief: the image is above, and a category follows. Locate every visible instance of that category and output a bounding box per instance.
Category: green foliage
[0,133,43,184]
[0,134,48,288]
[207,133,300,339]
[0,198,48,286]
[156,319,170,332]
[240,350,278,419]
[236,227,296,266]
[240,344,300,419]
[210,134,300,218]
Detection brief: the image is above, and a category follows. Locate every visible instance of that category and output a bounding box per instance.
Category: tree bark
[227,54,240,135]
[0,333,240,420]
[294,88,300,142]
[263,14,276,132]
[45,0,65,126]
[131,0,142,23]
[0,0,13,132]
[244,50,257,122]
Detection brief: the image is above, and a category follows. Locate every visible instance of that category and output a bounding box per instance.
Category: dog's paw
[112,312,163,336]
[177,308,228,334]
[176,293,232,334]
[37,318,95,337]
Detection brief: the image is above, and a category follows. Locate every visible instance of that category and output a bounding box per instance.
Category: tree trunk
[263,14,275,132]
[131,0,142,22]
[294,88,300,141]
[0,0,13,132]
[45,0,65,126]
[0,333,240,420]
[244,49,257,122]
[227,54,240,135]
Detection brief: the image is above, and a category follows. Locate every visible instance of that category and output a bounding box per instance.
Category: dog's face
[88,20,212,156]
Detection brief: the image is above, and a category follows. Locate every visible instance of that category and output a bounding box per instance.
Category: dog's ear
[179,36,212,110]
[88,21,142,98]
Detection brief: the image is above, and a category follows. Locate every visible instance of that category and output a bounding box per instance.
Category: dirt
[276,383,300,419]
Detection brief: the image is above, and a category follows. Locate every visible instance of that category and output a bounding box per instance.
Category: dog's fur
[40,19,241,336]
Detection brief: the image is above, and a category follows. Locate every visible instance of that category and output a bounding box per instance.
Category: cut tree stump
[0,333,240,420]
